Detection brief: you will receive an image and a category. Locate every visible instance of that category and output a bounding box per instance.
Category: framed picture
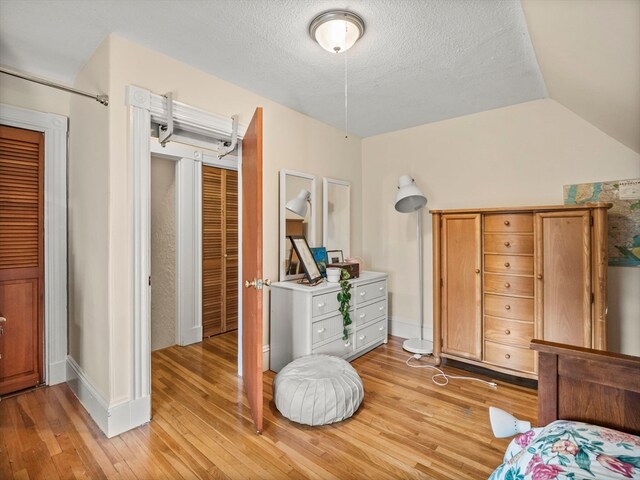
[288,236,323,284]
[326,249,344,264]
[310,247,328,277]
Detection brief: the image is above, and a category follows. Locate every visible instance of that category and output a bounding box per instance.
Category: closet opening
[148,138,242,413]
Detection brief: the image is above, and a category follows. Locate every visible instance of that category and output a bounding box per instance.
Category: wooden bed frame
[531,340,640,435]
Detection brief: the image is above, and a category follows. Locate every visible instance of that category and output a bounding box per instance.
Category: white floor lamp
[395,175,433,355]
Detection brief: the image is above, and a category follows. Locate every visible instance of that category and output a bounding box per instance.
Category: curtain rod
[0,67,109,106]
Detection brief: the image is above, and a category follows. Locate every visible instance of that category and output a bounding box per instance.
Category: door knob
[244,279,271,289]
[475,269,480,274]
[0,316,5,323]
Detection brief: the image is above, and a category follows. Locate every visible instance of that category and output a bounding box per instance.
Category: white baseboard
[180,325,203,346]
[66,356,150,438]
[262,344,270,372]
[388,317,433,342]
[66,356,110,434]
[48,359,68,386]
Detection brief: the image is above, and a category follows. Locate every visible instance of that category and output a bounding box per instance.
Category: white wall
[521,0,640,153]
[67,37,112,400]
[362,99,640,356]
[0,74,70,116]
[150,156,177,351]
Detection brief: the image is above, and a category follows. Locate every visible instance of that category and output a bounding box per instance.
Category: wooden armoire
[202,165,238,337]
[431,203,611,379]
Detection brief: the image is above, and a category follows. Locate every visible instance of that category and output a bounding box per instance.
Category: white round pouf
[273,355,364,426]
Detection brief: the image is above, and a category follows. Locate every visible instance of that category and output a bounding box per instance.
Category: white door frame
[149,141,240,347]
[0,103,68,385]
[126,86,246,422]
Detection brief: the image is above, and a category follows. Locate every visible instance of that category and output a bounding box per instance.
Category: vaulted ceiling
[0,0,638,151]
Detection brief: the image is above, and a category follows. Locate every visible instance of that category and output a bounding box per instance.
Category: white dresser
[270,271,388,372]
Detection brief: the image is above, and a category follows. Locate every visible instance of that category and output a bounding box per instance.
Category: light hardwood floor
[1,334,537,479]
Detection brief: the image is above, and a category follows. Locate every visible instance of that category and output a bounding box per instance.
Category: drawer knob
[317,327,326,334]
[505,329,511,335]
[504,282,511,288]
[504,241,511,247]
[504,220,510,226]
[379,326,384,331]
[379,306,384,311]
[537,274,543,280]
[505,354,511,360]
[359,335,366,341]
[475,269,480,274]
[379,286,384,291]
[359,313,366,319]
[317,302,325,308]
[505,305,511,310]
[344,341,351,347]
[504,262,510,268]
[360,292,366,297]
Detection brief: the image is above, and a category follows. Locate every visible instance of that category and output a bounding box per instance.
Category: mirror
[279,170,316,281]
[323,178,351,258]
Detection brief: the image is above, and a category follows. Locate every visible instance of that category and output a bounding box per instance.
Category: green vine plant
[337,269,352,340]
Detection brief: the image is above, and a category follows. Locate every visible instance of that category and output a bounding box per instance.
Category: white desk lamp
[286,189,311,217]
[489,407,532,438]
[395,175,433,355]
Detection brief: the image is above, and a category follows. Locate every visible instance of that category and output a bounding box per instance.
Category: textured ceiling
[0,0,547,137]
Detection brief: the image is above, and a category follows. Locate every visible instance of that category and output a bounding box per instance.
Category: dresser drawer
[484,214,533,233]
[312,333,354,357]
[484,294,533,321]
[484,255,533,275]
[484,316,533,347]
[312,291,340,317]
[484,234,533,254]
[484,274,533,296]
[355,280,386,305]
[356,319,386,349]
[312,314,344,345]
[484,341,535,373]
[354,299,386,325]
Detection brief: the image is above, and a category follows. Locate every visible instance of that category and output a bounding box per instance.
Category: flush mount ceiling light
[309,10,365,53]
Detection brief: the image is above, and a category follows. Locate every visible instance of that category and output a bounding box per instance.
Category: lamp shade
[394,175,427,213]
[286,189,311,217]
[309,11,365,53]
[489,407,532,438]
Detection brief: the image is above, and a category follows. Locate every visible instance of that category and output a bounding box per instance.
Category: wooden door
[242,108,263,433]
[441,214,482,360]
[202,166,238,337]
[0,125,44,395]
[535,211,592,347]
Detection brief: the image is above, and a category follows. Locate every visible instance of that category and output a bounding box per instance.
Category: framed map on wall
[564,178,640,267]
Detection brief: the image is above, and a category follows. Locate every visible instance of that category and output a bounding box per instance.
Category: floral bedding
[489,420,640,480]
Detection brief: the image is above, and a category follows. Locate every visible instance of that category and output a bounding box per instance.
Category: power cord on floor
[406,354,498,389]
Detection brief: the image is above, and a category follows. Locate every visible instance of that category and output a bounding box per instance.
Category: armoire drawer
[354,299,386,325]
[484,234,533,254]
[484,316,533,347]
[484,274,533,297]
[484,214,533,233]
[484,255,533,275]
[312,291,340,317]
[312,333,354,357]
[484,341,535,373]
[484,294,533,321]
[356,319,386,349]
[355,280,386,305]
[312,314,344,345]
